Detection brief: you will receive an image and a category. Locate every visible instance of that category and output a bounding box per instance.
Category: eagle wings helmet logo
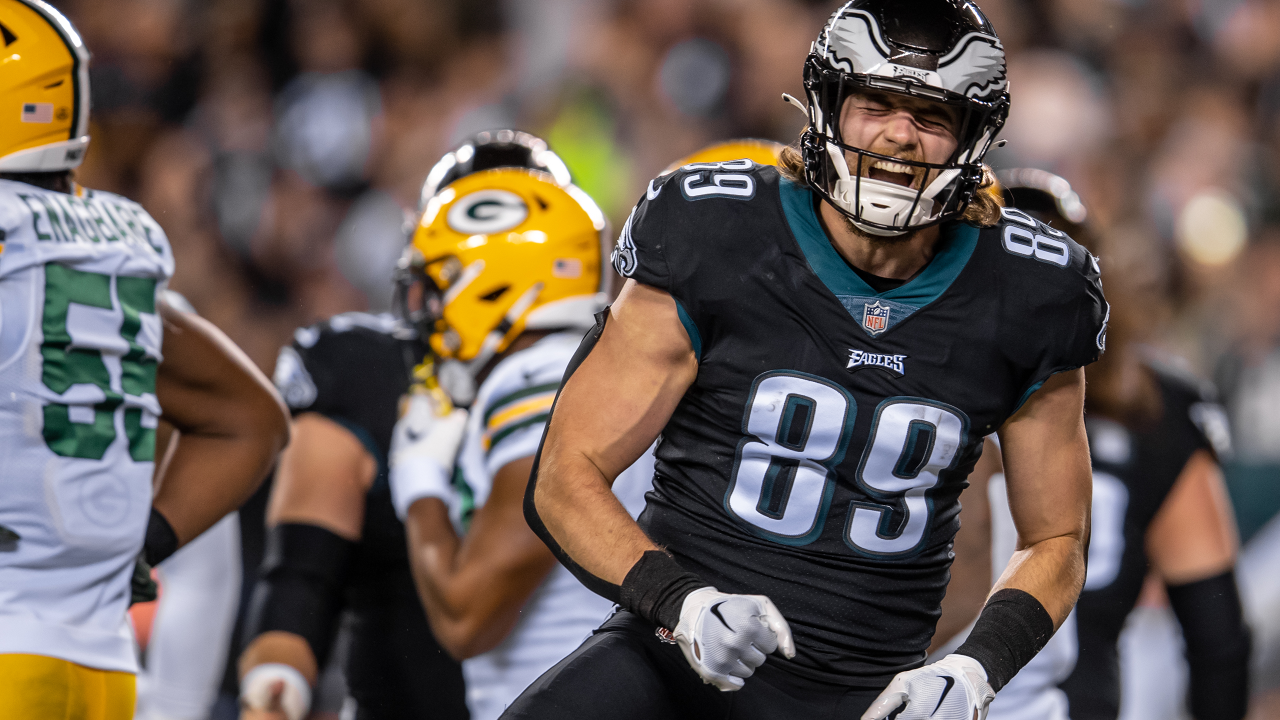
[937,33,1008,98]
[821,9,1006,100]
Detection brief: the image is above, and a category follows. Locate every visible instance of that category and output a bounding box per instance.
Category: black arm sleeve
[1168,570,1251,720]
[242,523,356,668]
[524,310,623,603]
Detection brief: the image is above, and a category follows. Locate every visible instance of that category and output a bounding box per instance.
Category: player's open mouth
[867,160,918,189]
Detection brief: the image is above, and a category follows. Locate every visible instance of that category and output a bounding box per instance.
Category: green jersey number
[41,263,158,461]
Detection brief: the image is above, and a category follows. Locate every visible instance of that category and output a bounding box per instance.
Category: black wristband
[619,550,707,631]
[954,588,1055,691]
[143,508,179,567]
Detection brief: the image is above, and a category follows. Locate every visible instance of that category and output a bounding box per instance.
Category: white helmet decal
[823,10,1006,100]
[937,33,1008,99]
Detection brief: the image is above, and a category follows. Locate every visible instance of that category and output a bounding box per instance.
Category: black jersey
[274,312,468,719]
[1060,360,1229,719]
[613,164,1107,686]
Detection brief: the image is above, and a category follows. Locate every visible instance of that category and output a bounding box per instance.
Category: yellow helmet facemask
[396,168,607,404]
[0,0,91,172]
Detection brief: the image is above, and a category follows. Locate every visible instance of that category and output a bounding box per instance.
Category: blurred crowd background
[47,0,1280,716]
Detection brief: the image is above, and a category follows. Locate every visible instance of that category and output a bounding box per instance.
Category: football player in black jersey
[936,170,1251,720]
[236,132,575,720]
[1007,172,1249,720]
[509,2,1108,719]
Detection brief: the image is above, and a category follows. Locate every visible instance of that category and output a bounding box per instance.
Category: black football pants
[501,611,881,720]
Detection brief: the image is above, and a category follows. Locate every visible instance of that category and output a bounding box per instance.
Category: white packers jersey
[451,331,654,720]
[0,180,174,673]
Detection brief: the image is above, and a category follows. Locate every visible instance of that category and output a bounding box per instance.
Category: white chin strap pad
[832,176,936,236]
[823,142,965,236]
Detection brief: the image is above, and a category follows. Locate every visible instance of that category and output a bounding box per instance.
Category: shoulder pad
[1142,354,1232,458]
[989,207,1098,276]
[474,335,578,457]
[612,163,779,286]
[659,160,776,204]
[276,314,414,414]
[478,333,579,411]
[1143,352,1219,403]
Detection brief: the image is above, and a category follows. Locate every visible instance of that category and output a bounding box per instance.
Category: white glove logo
[862,654,995,720]
[672,587,796,692]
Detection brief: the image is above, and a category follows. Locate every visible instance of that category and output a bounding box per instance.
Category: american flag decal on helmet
[21,103,53,123]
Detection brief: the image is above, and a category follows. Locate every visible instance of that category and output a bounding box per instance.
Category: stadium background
[43,0,1280,716]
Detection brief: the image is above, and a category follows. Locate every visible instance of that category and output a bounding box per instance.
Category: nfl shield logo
[862,301,891,336]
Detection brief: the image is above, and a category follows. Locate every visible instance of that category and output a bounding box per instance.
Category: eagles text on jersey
[611,161,1106,685]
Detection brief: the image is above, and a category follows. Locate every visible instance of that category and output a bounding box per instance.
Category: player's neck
[817,199,941,282]
[0,171,73,194]
[473,330,553,385]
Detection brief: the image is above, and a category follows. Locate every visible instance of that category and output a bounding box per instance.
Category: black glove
[131,554,158,606]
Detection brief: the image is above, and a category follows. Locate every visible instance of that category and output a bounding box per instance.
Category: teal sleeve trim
[1013,380,1046,415]
[326,414,388,489]
[1014,365,1091,414]
[675,300,702,361]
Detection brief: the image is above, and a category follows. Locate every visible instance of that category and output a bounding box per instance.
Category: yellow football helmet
[0,0,90,172]
[663,139,784,173]
[397,168,607,401]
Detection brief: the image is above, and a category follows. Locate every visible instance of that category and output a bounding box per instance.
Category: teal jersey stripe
[487,412,551,455]
[675,300,702,361]
[777,177,979,310]
[1014,379,1046,414]
[484,382,561,426]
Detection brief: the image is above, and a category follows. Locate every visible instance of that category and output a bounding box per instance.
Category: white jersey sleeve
[0,180,175,673]
[452,333,580,524]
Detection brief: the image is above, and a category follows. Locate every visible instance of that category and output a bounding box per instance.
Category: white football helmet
[796,0,1010,236]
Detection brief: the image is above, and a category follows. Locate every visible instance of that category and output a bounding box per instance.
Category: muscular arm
[533,280,698,586]
[1146,449,1238,583]
[404,456,559,660]
[154,301,289,546]
[994,368,1092,627]
[239,413,376,710]
[264,413,375,540]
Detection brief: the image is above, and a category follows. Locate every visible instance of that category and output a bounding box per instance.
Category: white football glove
[862,654,995,720]
[672,587,796,692]
[388,391,468,520]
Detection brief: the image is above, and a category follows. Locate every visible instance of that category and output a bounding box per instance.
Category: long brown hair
[777,143,1002,228]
